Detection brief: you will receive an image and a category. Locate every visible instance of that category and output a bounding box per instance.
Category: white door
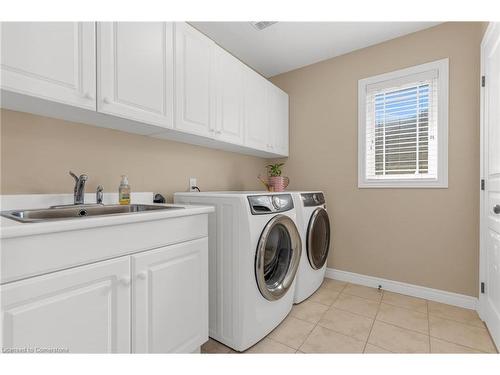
[0,257,131,353]
[480,22,500,349]
[214,48,245,145]
[132,238,208,353]
[175,22,215,137]
[267,83,290,156]
[0,22,96,110]
[244,68,270,151]
[97,22,174,129]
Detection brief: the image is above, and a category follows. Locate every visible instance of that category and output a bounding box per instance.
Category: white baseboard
[325,268,478,310]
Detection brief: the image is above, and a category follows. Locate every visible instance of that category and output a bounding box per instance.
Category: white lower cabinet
[132,238,208,353]
[1,257,131,353]
[1,238,208,353]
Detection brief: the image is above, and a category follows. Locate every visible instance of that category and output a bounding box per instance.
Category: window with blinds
[358,59,448,188]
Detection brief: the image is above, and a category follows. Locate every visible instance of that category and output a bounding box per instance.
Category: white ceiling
[190,22,441,77]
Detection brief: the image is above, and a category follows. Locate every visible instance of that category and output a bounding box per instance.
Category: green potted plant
[258,163,290,192]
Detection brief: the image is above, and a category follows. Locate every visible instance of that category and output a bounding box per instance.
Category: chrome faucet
[69,171,88,205]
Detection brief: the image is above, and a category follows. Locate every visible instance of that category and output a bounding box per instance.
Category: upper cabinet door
[0,22,96,110]
[175,23,215,137]
[214,48,244,145]
[267,84,289,156]
[97,22,174,129]
[244,68,269,151]
[132,238,208,353]
[1,257,131,353]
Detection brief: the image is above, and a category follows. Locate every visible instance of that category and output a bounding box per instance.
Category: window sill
[358,180,448,189]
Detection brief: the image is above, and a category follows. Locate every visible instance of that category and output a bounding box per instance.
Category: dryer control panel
[248,194,294,215]
[301,192,325,207]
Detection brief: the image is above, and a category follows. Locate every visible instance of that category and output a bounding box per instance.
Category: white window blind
[365,72,438,180]
[358,59,448,188]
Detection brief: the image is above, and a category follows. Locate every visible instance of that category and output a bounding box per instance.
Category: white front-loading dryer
[174,191,301,352]
[292,192,331,304]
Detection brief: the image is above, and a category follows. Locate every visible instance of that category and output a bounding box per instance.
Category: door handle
[494,205,500,214]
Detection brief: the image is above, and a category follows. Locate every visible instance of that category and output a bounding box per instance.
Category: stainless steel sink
[1,204,184,223]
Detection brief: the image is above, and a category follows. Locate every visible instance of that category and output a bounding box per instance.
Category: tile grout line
[379,301,428,314]
[296,282,346,353]
[428,314,490,330]
[261,337,298,353]
[266,282,344,352]
[429,313,492,330]
[328,304,378,320]
[342,287,385,303]
[427,335,489,354]
[361,288,384,353]
[374,318,430,336]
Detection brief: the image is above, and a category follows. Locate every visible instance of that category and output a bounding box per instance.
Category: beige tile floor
[201,279,499,354]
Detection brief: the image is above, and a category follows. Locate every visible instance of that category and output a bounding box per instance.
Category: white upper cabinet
[0,22,96,110]
[1,22,289,157]
[214,48,245,145]
[244,67,270,151]
[175,22,215,137]
[267,83,289,156]
[97,22,174,129]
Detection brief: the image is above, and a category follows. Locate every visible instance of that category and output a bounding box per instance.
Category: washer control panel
[301,192,325,207]
[248,194,294,215]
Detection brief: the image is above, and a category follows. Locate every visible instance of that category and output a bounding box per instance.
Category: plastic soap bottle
[119,175,131,205]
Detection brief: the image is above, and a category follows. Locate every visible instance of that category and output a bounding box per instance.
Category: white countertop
[1,202,214,239]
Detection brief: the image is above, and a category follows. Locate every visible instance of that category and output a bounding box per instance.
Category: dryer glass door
[307,208,331,270]
[255,215,301,301]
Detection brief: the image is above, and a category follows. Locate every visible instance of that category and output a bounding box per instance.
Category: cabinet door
[214,48,244,145]
[244,67,270,151]
[132,238,208,353]
[0,22,96,110]
[267,83,289,156]
[174,22,215,137]
[1,257,130,353]
[97,22,174,129]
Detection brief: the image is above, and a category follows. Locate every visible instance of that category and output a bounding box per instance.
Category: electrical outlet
[189,177,197,192]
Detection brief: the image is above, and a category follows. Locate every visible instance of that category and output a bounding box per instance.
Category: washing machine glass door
[255,214,301,301]
[306,207,331,270]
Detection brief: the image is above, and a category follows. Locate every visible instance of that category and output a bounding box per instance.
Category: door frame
[479,22,496,319]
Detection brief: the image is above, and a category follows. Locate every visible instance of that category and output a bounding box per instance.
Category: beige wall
[271,22,485,297]
[0,109,265,200]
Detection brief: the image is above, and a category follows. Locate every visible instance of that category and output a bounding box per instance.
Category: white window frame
[358,58,449,188]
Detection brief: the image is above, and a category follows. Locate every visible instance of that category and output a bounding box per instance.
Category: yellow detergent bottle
[119,175,131,205]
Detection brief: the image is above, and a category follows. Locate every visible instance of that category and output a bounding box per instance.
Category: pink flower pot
[268,176,290,192]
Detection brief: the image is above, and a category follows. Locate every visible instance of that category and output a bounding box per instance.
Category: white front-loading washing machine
[291,192,331,304]
[174,191,302,352]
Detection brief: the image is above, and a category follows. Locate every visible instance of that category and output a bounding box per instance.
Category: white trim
[478,22,496,321]
[325,267,478,310]
[358,58,449,188]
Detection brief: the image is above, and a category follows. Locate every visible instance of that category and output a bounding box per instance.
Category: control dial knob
[272,196,282,210]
